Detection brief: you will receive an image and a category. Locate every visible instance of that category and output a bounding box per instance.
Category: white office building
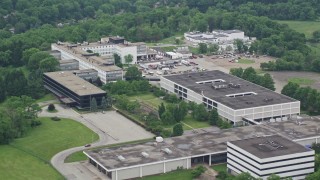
[227,135,315,180]
[160,70,300,126]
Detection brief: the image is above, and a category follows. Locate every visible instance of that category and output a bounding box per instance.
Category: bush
[31,120,42,127]
[191,165,206,178]
[51,116,61,121]
[172,123,183,136]
[47,104,55,111]
[160,129,172,138]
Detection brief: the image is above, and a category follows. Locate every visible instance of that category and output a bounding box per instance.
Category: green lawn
[212,163,227,173]
[0,117,98,180]
[288,77,316,85]
[276,20,320,38]
[0,146,63,180]
[183,115,211,130]
[128,93,167,108]
[238,58,254,64]
[35,94,56,103]
[141,169,193,180]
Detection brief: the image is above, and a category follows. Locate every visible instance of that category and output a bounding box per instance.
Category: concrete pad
[82,111,154,144]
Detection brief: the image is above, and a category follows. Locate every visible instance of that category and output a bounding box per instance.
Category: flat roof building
[160,70,300,125]
[227,135,314,180]
[43,71,106,108]
[52,43,123,83]
[84,116,320,180]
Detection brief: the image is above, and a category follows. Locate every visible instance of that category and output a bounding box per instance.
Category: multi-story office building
[52,43,123,83]
[227,135,315,180]
[160,70,300,126]
[43,71,106,109]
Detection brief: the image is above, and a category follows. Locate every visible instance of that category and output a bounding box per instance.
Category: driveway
[39,104,153,180]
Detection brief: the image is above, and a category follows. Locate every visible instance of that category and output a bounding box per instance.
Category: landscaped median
[0,117,98,180]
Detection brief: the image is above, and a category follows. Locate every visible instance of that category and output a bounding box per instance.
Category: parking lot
[81,111,154,144]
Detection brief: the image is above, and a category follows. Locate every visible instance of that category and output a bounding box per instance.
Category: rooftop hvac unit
[141,152,149,158]
[163,148,172,154]
[156,136,164,143]
[117,155,126,161]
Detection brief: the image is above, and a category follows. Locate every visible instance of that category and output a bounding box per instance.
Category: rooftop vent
[141,152,149,158]
[258,140,284,151]
[117,155,126,161]
[163,148,172,154]
[263,98,273,102]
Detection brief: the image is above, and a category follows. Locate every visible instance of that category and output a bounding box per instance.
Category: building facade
[227,135,315,180]
[160,71,300,126]
[43,71,106,109]
[52,43,123,83]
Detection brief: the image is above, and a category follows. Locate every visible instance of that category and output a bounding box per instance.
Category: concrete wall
[111,158,190,180]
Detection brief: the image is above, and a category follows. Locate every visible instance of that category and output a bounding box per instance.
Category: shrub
[191,165,206,178]
[172,123,183,136]
[31,120,42,127]
[48,104,55,111]
[51,116,61,121]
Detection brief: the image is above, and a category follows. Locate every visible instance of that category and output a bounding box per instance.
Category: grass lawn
[288,77,316,85]
[0,117,98,180]
[128,93,167,108]
[141,169,193,180]
[276,20,320,38]
[238,58,254,64]
[182,114,211,130]
[212,163,227,173]
[0,146,63,180]
[35,94,56,103]
[11,117,98,161]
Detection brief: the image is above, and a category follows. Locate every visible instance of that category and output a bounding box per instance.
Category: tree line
[1,0,318,35]
[230,67,275,91]
[0,48,58,103]
[281,82,320,115]
[0,5,315,72]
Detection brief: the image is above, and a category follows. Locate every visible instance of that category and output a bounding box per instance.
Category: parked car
[85,144,91,147]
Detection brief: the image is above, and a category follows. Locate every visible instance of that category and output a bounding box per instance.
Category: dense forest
[0,0,319,34]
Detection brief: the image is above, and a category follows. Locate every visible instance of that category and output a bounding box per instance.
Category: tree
[267,174,281,180]
[90,98,98,112]
[234,39,245,53]
[124,54,133,64]
[312,30,320,42]
[158,103,166,118]
[230,67,243,78]
[125,66,142,81]
[101,96,108,110]
[192,104,208,121]
[47,104,55,111]
[261,73,275,91]
[208,109,219,125]
[191,166,206,178]
[172,123,183,136]
[306,169,320,180]
[281,82,300,97]
[208,44,219,54]
[161,111,175,125]
[198,43,207,54]
[113,53,123,68]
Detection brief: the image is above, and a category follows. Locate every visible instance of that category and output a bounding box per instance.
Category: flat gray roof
[44,71,106,96]
[163,70,298,109]
[229,135,312,159]
[264,116,320,140]
[85,117,320,171]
